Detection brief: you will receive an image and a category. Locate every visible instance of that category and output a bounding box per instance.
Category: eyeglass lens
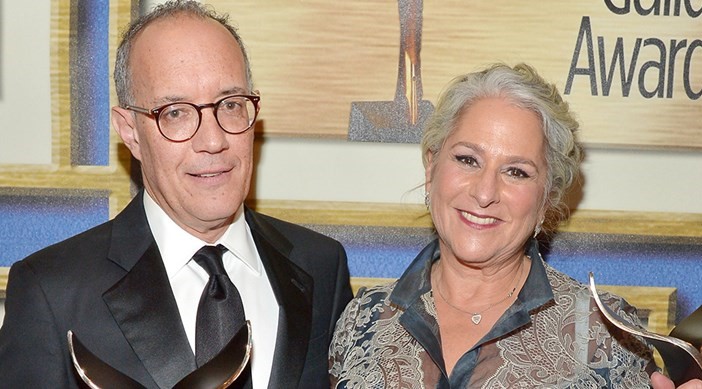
[158,96,256,141]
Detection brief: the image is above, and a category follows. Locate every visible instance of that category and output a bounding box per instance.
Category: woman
[329,63,657,387]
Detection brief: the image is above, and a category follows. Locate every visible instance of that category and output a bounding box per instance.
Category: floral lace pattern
[479,268,652,388]
[329,287,434,389]
[329,244,654,388]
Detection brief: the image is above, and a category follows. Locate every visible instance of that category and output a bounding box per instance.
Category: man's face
[112,15,254,242]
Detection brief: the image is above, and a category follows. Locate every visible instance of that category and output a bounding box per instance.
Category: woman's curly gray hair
[421,63,583,230]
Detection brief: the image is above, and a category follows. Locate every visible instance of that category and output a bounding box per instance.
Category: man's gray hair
[113,0,253,106]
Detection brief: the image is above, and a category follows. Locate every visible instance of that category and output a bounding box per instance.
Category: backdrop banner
[214,0,702,148]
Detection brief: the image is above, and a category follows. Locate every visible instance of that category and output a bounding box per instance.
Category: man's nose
[191,107,228,153]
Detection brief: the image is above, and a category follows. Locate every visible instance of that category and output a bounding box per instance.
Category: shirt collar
[217,208,261,275]
[143,191,261,279]
[390,240,440,309]
[520,237,555,311]
[389,238,554,312]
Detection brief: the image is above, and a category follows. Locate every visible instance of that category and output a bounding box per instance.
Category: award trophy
[67,321,252,389]
[589,273,702,386]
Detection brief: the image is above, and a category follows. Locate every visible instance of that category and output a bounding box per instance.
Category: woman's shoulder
[534,263,654,375]
[334,280,404,336]
[341,280,406,320]
[542,263,643,326]
[352,280,399,304]
[543,264,590,296]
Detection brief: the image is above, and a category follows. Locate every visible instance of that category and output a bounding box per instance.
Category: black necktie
[193,244,246,367]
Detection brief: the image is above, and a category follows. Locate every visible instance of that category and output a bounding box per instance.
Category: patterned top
[329,239,656,388]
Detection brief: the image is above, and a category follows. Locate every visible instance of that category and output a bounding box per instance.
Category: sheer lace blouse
[329,239,656,388]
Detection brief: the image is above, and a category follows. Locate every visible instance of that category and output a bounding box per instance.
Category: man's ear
[112,106,142,161]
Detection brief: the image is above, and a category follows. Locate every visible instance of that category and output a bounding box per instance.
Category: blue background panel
[309,225,702,322]
[0,190,109,266]
[70,0,111,166]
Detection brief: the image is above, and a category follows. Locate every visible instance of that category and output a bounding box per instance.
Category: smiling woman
[424,97,548,276]
[329,63,657,388]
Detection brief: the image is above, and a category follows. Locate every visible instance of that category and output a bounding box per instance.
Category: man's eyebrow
[221,87,249,95]
[153,95,187,105]
[151,88,249,106]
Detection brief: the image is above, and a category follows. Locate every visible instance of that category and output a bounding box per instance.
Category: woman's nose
[469,169,501,208]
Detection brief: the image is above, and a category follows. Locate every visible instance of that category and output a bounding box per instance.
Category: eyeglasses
[124,94,260,142]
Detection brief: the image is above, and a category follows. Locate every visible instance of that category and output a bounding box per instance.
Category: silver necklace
[435,259,524,325]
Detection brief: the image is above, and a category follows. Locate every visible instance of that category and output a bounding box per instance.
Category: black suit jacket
[0,192,352,388]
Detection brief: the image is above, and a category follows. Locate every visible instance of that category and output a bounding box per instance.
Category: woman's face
[425,97,548,268]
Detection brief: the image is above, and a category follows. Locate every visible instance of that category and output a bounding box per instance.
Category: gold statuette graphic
[348,0,434,143]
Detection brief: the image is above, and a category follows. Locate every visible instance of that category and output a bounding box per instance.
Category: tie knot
[193,244,228,277]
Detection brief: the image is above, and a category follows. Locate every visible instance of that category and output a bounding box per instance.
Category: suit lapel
[103,192,196,388]
[245,209,313,389]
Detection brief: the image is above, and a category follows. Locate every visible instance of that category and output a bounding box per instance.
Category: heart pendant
[471,314,482,325]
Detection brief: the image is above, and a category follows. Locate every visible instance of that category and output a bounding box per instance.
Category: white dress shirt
[143,192,279,389]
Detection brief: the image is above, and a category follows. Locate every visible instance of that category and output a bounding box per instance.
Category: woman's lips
[460,210,498,226]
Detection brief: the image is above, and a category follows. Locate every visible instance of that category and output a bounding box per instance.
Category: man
[0,1,352,388]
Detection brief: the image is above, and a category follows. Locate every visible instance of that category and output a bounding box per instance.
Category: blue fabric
[0,192,109,266]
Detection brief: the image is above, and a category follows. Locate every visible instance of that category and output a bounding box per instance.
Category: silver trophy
[68,321,252,389]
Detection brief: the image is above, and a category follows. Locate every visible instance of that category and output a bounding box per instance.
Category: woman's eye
[455,155,478,166]
[506,167,530,179]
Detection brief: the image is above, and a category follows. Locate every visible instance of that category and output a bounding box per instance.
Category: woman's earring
[533,224,542,238]
[424,193,430,209]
